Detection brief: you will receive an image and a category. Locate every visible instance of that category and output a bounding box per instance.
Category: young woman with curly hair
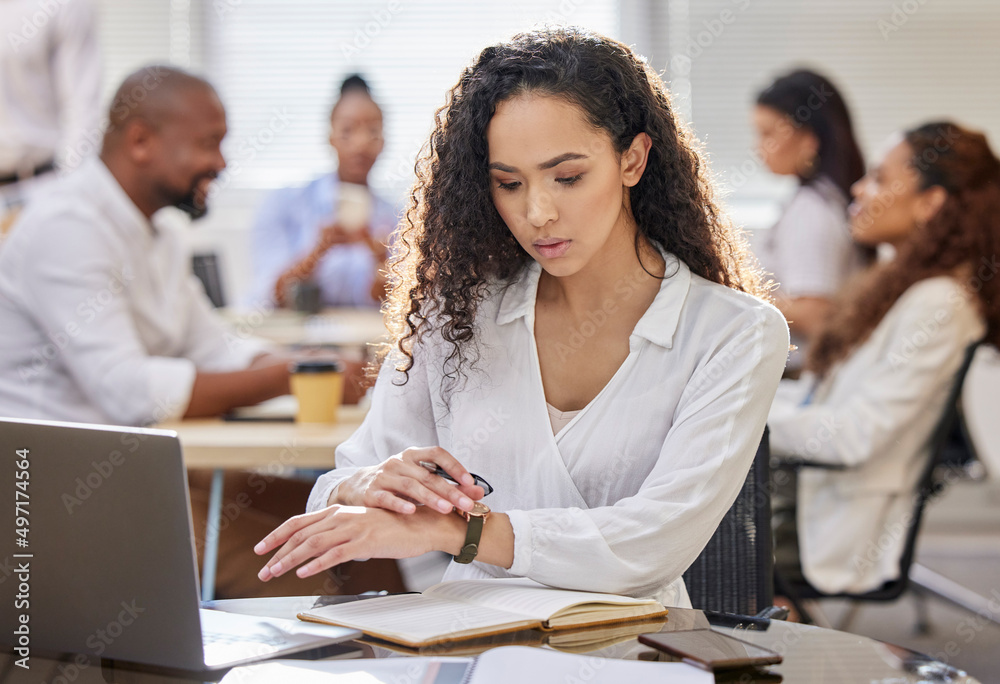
[769,122,1000,594]
[255,27,789,606]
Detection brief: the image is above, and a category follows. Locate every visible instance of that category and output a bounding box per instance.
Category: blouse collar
[496,246,692,350]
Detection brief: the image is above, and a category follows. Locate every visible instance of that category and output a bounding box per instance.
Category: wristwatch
[454,501,491,564]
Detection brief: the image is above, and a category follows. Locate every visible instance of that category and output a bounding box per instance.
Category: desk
[218,307,389,348]
[213,596,977,684]
[157,406,367,601]
[204,598,978,683]
[4,598,979,683]
[159,405,367,470]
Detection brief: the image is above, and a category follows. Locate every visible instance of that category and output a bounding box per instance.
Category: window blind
[98,1,620,200]
[659,0,1000,200]
[203,0,620,199]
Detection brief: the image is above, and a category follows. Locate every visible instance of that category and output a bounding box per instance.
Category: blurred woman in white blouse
[753,69,872,372]
[769,122,1000,594]
[253,28,789,607]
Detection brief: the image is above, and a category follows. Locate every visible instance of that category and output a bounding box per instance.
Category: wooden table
[158,405,368,601]
[159,405,367,470]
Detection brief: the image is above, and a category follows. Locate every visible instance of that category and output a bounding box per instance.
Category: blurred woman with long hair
[754,69,871,371]
[769,121,1000,593]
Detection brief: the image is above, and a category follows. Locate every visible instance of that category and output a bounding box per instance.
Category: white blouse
[308,254,789,607]
[768,276,985,593]
[755,176,866,369]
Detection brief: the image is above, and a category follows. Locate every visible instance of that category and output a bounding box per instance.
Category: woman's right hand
[336,446,485,515]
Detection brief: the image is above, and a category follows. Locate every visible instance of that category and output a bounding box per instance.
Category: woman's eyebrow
[488,152,589,173]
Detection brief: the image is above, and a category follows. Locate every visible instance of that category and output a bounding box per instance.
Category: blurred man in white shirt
[0,66,404,597]
[0,0,102,234]
[0,66,292,424]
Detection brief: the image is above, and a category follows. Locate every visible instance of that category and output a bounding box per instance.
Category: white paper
[220,647,715,684]
[221,658,471,684]
[467,646,714,684]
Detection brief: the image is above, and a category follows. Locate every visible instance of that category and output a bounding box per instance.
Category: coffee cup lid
[292,360,343,373]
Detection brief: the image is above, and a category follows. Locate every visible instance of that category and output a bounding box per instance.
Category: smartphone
[638,629,782,671]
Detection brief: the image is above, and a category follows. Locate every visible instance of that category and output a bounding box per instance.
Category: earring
[801,155,817,177]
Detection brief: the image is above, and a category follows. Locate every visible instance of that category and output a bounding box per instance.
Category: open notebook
[298,578,668,648]
[362,615,671,658]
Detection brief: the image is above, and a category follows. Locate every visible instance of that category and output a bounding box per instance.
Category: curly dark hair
[807,122,1000,377]
[382,27,768,383]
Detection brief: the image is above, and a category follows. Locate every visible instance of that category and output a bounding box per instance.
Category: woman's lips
[534,239,571,259]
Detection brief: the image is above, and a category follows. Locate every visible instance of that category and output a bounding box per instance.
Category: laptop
[0,417,360,671]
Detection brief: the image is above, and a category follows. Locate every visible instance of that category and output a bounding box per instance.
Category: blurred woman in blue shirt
[250,75,397,308]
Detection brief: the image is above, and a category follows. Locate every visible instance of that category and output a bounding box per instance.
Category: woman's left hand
[254,504,458,581]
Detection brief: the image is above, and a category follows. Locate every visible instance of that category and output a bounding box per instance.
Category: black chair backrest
[192,252,226,308]
[881,340,983,598]
[683,428,773,616]
[775,341,984,605]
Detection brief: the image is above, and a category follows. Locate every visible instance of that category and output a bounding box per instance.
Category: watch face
[470,501,491,516]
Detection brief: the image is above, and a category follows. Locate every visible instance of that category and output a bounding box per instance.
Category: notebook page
[426,579,652,622]
[301,594,537,644]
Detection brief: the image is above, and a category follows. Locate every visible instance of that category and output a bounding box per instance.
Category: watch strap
[454,513,485,564]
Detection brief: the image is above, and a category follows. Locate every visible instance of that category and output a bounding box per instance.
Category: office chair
[775,341,999,631]
[683,428,782,619]
[192,252,227,308]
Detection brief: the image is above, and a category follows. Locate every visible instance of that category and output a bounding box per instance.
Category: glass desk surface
[1,595,979,683]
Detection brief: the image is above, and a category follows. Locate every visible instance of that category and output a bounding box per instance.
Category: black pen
[418,461,494,496]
